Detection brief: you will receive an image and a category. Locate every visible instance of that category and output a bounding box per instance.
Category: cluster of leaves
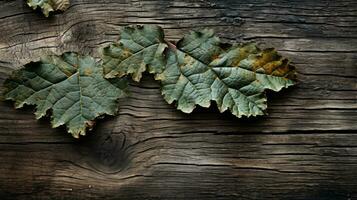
[27,0,70,17]
[2,25,296,138]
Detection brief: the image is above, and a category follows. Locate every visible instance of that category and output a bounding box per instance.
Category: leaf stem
[164,39,177,50]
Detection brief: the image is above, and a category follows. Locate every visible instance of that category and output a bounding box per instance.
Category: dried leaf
[27,0,70,17]
[155,29,296,117]
[101,25,167,81]
[3,52,127,138]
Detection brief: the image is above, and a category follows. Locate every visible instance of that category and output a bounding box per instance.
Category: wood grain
[0,0,356,199]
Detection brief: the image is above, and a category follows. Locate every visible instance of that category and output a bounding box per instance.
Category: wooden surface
[0,0,356,199]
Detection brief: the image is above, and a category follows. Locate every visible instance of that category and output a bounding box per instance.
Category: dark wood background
[0,0,356,199]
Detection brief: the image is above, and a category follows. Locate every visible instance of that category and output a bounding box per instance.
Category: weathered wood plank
[0,0,356,199]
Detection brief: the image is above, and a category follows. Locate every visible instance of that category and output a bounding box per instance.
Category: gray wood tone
[0,0,356,199]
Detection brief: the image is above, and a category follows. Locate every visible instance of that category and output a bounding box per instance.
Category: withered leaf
[101,25,167,82]
[3,52,127,138]
[156,29,296,117]
[27,0,70,17]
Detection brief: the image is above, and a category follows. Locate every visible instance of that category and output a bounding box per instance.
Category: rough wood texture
[0,0,356,199]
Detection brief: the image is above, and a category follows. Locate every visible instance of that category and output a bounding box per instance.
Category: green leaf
[101,25,167,82]
[3,52,128,138]
[27,0,70,17]
[155,29,296,117]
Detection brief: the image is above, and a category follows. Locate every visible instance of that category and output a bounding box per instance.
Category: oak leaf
[156,29,296,117]
[3,52,127,138]
[27,0,70,17]
[101,25,167,82]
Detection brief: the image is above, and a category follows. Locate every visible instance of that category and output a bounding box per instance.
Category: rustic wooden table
[0,0,356,199]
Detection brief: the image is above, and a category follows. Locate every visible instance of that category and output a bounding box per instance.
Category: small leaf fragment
[101,25,167,81]
[3,52,128,138]
[27,0,70,17]
[156,29,296,117]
